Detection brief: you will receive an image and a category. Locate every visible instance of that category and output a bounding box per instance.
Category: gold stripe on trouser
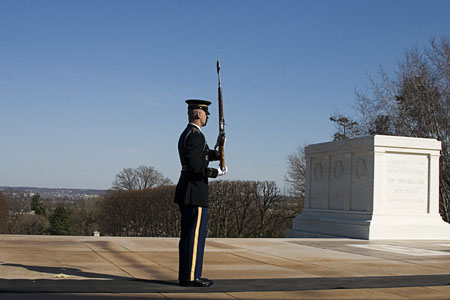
[190,207,202,281]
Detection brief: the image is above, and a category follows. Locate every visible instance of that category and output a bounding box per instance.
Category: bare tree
[230,181,258,237]
[335,36,450,222]
[113,168,137,191]
[112,166,172,190]
[102,179,298,238]
[99,186,178,237]
[69,198,102,236]
[284,144,307,200]
[253,181,284,237]
[208,181,237,237]
[134,166,172,189]
[0,191,9,233]
[9,214,49,235]
[208,180,295,238]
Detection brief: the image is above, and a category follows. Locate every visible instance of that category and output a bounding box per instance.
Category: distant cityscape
[0,186,106,200]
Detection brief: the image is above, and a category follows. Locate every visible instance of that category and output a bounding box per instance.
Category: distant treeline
[0,180,303,238]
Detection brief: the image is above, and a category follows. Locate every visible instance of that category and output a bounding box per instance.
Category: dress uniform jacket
[174,123,220,207]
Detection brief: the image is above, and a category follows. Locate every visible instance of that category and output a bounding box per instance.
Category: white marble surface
[288,135,450,239]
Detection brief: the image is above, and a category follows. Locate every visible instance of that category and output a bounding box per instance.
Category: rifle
[216,57,226,171]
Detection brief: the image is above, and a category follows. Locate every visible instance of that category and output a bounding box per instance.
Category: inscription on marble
[356,159,367,179]
[314,162,323,181]
[333,160,344,180]
[384,153,428,212]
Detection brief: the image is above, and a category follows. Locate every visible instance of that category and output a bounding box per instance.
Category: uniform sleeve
[208,148,220,161]
[208,167,219,178]
[186,131,218,178]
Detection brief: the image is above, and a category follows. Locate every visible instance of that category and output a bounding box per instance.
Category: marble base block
[287,135,450,240]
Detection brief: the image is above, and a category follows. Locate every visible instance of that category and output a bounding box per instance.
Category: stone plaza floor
[0,235,450,299]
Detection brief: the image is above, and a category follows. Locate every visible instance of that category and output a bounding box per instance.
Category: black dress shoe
[179,278,213,287]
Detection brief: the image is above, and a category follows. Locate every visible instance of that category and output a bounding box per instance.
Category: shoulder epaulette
[184,127,200,150]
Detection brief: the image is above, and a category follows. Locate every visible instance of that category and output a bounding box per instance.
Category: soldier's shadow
[3,263,127,280]
[1,263,178,286]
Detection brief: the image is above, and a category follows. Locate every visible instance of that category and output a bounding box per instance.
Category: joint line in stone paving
[82,242,136,279]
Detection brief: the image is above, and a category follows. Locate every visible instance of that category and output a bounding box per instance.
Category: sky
[1,0,450,190]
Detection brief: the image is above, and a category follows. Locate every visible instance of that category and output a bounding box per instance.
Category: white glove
[217,165,228,176]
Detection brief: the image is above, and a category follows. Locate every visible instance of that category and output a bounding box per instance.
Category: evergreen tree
[31,193,46,216]
[49,206,71,235]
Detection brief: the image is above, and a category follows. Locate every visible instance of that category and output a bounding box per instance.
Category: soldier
[174,99,228,287]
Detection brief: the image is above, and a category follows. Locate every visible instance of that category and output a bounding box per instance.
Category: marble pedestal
[287,135,450,239]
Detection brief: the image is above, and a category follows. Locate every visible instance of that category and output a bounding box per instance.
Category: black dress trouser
[178,203,208,281]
